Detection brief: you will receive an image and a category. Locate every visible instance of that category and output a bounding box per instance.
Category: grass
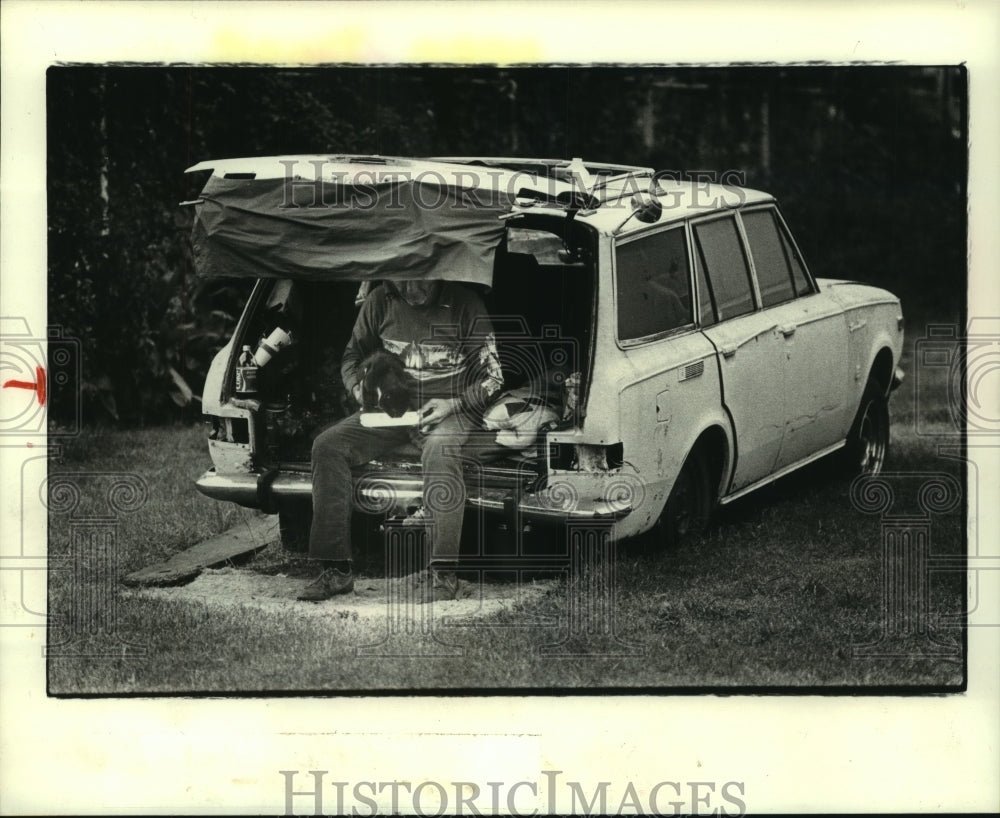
[47,424,253,574]
[47,321,966,693]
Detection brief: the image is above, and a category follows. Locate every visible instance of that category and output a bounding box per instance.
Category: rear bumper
[195,468,635,523]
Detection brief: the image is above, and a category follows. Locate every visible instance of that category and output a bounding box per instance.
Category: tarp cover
[192,175,513,286]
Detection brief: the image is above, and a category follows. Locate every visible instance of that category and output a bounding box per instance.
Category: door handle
[779,324,797,337]
[720,345,737,358]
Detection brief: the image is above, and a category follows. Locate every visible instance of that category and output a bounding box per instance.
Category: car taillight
[207,417,249,444]
[548,441,624,472]
[229,418,250,444]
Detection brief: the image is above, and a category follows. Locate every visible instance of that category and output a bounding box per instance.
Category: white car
[188,155,904,550]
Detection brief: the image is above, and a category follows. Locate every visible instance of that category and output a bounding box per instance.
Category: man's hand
[418,397,459,430]
[352,383,363,406]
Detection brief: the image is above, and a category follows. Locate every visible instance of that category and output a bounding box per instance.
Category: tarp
[191,175,514,286]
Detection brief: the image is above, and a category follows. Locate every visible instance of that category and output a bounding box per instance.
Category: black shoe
[297,568,355,601]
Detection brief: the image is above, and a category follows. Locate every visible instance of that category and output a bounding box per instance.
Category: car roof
[185,154,652,180]
[186,154,774,238]
[572,179,774,236]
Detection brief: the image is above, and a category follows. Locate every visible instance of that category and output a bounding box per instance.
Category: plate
[359,410,421,427]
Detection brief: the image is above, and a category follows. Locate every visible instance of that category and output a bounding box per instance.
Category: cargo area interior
[236,222,596,471]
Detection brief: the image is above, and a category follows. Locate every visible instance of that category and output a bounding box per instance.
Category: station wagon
[187,156,904,552]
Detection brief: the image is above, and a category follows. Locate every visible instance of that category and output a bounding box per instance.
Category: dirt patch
[124,566,555,623]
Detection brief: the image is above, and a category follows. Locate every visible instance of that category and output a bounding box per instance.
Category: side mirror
[630,191,663,224]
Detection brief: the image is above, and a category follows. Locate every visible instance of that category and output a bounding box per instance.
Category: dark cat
[359,350,417,418]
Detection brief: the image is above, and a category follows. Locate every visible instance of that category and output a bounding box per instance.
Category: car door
[691,213,786,493]
[738,207,850,468]
[613,223,720,489]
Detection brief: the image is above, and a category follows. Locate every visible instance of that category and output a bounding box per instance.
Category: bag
[482,387,559,453]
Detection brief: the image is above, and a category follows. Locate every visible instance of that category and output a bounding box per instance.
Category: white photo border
[2,1,998,813]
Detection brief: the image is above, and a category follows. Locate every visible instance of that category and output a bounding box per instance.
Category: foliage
[47,66,966,427]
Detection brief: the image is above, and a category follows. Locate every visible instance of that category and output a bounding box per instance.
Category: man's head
[394,280,442,307]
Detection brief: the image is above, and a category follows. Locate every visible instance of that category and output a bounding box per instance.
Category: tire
[660,447,714,548]
[845,376,890,476]
[278,503,312,553]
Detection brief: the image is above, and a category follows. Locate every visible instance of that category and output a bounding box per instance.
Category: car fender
[615,403,734,540]
[861,306,904,391]
[819,280,903,404]
[675,406,735,502]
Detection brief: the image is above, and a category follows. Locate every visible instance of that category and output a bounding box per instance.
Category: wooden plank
[123,515,280,587]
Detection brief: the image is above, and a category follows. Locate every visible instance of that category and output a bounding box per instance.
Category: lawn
[46,323,966,694]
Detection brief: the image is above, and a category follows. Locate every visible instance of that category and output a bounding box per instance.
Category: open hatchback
[189,156,643,551]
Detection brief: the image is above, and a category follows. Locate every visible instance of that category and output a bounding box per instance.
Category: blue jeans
[309,412,471,563]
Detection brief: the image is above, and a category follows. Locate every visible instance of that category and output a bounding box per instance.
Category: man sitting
[298,279,503,602]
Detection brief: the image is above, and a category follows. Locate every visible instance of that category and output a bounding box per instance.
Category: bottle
[562,371,580,423]
[253,326,293,368]
[235,344,258,395]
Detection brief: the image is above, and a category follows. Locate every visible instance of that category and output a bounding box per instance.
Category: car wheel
[846,376,890,476]
[278,503,312,553]
[660,448,713,548]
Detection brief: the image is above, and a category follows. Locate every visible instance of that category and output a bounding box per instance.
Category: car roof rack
[427,156,656,212]
[424,156,653,177]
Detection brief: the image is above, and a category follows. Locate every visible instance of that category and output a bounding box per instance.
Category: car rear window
[615,226,693,342]
[506,227,577,265]
[693,216,755,320]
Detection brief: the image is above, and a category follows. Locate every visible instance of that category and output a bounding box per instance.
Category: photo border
[2,1,998,813]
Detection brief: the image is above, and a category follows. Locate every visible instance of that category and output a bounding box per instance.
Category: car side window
[741,209,797,308]
[692,245,717,327]
[615,225,693,342]
[777,223,814,296]
[693,216,755,321]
